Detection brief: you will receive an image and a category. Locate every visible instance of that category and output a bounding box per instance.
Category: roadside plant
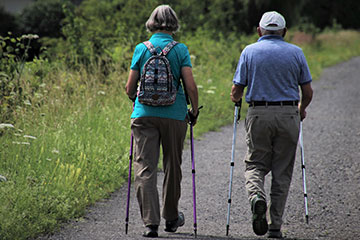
[0,33,39,122]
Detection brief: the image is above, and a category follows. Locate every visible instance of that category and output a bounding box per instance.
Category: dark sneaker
[164,212,185,233]
[143,225,158,238]
[251,195,268,236]
[268,229,283,238]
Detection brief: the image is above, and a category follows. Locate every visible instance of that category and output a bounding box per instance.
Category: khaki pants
[131,117,187,226]
[244,105,300,230]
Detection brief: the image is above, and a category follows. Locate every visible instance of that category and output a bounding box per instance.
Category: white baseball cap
[259,11,286,31]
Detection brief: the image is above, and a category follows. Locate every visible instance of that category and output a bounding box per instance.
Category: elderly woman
[125,5,199,238]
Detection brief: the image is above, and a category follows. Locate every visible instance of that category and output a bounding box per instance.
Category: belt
[249,101,298,107]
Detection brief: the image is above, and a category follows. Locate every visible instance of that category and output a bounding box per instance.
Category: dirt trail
[37,57,360,240]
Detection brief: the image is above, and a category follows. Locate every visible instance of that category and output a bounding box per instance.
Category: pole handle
[235,99,242,122]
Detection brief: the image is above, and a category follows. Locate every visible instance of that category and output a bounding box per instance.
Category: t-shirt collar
[258,35,284,42]
[150,32,174,41]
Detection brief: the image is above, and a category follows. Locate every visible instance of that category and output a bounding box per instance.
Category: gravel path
[37,57,360,240]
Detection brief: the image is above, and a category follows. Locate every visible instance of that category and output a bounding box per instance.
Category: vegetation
[0,0,360,239]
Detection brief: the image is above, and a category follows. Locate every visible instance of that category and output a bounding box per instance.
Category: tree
[0,6,19,36]
[18,0,71,38]
[301,0,360,30]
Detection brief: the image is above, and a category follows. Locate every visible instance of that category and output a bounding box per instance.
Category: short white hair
[259,27,284,36]
[145,5,180,33]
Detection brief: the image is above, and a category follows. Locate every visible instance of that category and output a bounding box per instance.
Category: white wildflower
[52,149,60,154]
[24,100,32,106]
[12,141,30,145]
[97,91,106,96]
[207,79,213,83]
[0,175,7,182]
[21,34,39,40]
[209,86,217,89]
[23,135,37,140]
[0,123,14,129]
[197,85,203,89]
[205,90,215,94]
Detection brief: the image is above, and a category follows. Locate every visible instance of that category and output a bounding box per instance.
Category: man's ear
[257,27,262,37]
[282,28,287,38]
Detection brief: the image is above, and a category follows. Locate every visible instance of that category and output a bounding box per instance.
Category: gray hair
[145,5,180,33]
[259,27,285,36]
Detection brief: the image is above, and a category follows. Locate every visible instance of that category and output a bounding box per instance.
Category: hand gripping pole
[226,100,242,236]
[299,121,309,224]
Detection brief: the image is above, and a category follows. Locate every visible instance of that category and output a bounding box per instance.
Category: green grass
[1,29,360,239]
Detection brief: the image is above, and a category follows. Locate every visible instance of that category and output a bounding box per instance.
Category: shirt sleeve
[298,51,312,85]
[130,44,144,71]
[233,50,248,86]
[179,43,192,68]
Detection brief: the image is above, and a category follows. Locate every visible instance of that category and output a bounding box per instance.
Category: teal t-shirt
[130,33,192,120]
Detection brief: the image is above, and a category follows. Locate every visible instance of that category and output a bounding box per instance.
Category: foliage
[302,30,360,80]
[300,0,360,30]
[0,6,19,36]
[57,0,161,67]
[17,0,71,38]
[0,61,131,239]
[0,33,39,122]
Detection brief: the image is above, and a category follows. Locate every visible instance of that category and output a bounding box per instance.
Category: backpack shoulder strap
[143,41,157,55]
[162,41,178,56]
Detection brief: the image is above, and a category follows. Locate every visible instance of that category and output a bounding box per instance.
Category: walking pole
[299,121,309,224]
[226,99,242,236]
[190,122,197,238]
[189,106,202,238]
[125,103,135,234]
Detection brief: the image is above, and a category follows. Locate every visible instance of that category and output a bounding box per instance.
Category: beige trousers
[131,117,187,226]
[244,105,300,230]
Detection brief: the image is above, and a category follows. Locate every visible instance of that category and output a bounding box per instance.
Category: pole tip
[194,229,197,238]
[306,215,309,224]
[125,223,128,234]
[226,225,229,236]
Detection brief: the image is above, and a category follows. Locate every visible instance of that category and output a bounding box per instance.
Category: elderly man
[230,11,313,238]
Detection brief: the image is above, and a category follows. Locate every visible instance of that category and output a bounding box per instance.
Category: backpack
[137,40,179,106]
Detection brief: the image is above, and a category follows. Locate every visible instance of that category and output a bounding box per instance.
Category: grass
[1,29,360,239]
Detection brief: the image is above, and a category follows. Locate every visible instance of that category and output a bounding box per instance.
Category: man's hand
[299,106,307,121]
[299,83,313,121]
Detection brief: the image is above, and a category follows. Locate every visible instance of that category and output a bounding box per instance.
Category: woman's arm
[181,66,199,116]
[125,70,139,101]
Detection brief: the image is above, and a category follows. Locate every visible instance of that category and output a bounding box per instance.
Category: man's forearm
[231,84,245,103]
